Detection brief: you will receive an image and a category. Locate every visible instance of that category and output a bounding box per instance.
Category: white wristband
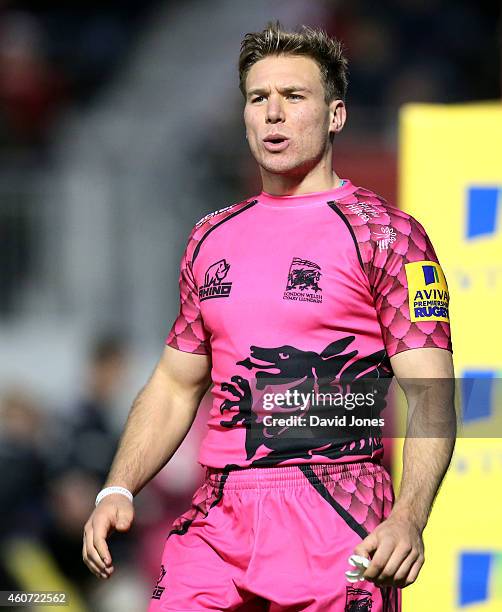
[95,486,133,507]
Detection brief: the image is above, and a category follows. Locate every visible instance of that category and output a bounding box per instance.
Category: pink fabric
[165,180,452,469]
[148,462,401,611]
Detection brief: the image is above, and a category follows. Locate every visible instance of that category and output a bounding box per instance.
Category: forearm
[104,367,206,495]
[391,435,455,531]
[387,353,457,530]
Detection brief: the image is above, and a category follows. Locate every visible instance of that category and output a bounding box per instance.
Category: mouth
[262,135,290,152]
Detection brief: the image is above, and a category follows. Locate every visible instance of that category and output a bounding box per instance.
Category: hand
[353,513,425,588]
[82,494,134,579]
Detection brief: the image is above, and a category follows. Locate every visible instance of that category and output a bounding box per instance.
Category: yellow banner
[397,103,502,611]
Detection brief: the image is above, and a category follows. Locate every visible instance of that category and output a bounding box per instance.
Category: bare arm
[390,347,456,531]
[83,345,211,580]
[355,347,456,588]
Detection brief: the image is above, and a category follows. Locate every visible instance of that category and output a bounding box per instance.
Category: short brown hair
[239,21,348,103]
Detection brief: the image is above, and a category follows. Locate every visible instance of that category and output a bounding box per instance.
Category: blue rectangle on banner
[461,371,495,422]
[466,187,499,238]
[459,552,491,605]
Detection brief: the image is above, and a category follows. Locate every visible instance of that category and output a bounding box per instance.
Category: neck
[261,155,341,196]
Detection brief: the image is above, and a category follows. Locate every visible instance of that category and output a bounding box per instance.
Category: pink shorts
[148,462,401,611]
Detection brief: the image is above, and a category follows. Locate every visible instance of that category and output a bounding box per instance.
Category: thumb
[353,530,378,559]
[115,509,134,532]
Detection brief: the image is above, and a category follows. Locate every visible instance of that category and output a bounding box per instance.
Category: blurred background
[0,0,500,610]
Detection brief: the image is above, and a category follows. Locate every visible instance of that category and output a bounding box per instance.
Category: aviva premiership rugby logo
[405,261,450,322]
[422,264,440,285]
[199,259,233,301]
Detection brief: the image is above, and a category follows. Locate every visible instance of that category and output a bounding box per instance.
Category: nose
[266,95,285,124]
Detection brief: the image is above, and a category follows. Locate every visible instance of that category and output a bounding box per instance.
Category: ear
[328,99,347,136]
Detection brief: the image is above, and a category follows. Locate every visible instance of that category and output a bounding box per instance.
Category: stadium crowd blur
[0,1,500,610]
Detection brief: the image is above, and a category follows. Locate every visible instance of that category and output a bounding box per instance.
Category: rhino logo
[204,259,230,286]
[219,335,392,467]
[199,259,232,301]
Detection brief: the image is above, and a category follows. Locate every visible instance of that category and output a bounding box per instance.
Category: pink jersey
[166,180,452,469]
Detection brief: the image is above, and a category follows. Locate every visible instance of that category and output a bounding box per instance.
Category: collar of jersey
[257,179,357,208]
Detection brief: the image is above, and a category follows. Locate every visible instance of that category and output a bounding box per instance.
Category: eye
[287,94,304,100]
[251,95,265,103]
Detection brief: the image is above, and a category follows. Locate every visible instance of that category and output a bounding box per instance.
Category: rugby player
[83,23,455,611]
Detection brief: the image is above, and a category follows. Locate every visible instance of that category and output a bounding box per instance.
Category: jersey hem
[387,344,453,359]
[164,339,209,355]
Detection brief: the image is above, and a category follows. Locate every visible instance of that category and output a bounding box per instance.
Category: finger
[84,540,109,574]
[403,556,425,587]
[353,531,378,559]
[362,539,396,581]
[82,540,110,579]
[393,551,420,586]
[374,545,413,584]
[87,558,110,580]
[114,506,134,532]
[92,516,113,567]
[84,527,109,572]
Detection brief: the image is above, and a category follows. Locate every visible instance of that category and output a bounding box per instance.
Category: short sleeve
[367,213,452,358]
[165,239,211,354]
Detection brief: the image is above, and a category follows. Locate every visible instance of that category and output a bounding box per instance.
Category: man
[83,23,455,611]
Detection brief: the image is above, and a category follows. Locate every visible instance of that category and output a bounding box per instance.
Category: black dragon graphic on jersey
[218,335,392,467]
